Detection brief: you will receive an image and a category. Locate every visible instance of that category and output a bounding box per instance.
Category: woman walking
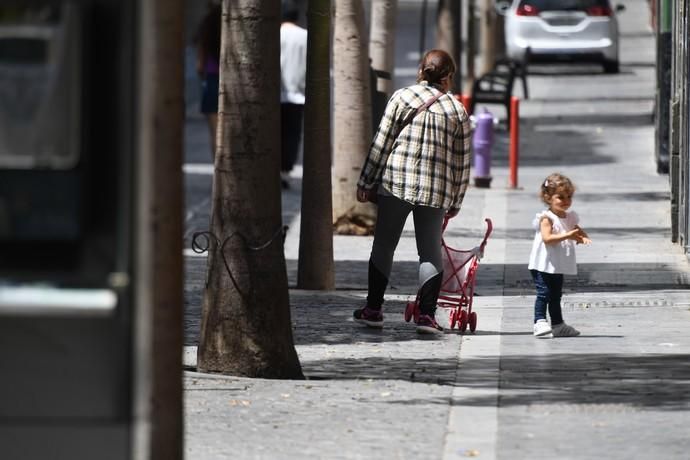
[353,49,472,334]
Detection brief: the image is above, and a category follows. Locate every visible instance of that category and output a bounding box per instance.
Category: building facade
[657,0,689,258]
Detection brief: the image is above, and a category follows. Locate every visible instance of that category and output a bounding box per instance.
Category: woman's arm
[449,105,472,212]
[357,92,403,189]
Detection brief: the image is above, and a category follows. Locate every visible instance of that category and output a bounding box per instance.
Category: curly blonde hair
[539,173,575,204]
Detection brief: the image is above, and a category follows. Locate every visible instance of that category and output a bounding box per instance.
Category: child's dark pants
[530,269,564,326]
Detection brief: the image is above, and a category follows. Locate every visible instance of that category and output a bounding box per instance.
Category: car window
[518,0,610,11]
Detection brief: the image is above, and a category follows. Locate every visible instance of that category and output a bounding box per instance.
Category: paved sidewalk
[184,177,690,459]
[182,1,690,458]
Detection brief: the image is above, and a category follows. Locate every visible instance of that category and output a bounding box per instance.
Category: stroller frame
[404,217,493,333]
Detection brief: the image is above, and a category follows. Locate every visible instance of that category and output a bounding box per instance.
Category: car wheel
[603,59,619,74]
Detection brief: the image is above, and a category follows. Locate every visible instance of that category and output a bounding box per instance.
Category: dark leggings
[281,103,304,172]
[530,269,564,325]
[367,193,445,314]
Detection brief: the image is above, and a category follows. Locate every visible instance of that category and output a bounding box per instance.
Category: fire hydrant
[472,108,496,188]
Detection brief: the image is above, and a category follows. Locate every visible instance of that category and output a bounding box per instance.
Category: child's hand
[574,226,591,245]
[567,228,591,244]
[573,228,591,245]
[566,228,582,241]
[576,235,592,245]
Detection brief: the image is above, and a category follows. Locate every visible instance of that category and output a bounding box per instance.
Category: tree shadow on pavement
[303,353,690,412]
[492,127,614,167]
[185,256,688,346]
[526,63,623,76]
[525,112,653,127]
[302,356,460,385]
[503,261,690,296]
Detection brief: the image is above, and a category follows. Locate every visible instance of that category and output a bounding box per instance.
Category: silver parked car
[504,0,625,73]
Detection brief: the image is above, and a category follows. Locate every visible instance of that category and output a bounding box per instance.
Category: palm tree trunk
[369,0,397,96]
[135,0,185,456]
[197,0,303,379]
[465,0,477,94]
[436,0,462,91]
[332,0,376,232]
[297,0,336,289]
[480,0,497,74]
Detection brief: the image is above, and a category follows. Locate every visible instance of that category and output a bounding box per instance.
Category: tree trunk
[480,0,497,74]
[135,0,184,457]
[297,0,335,289]
[464,0,478,95]
[369,0,397,96]
[436,0,462,91]
[197,0,303,379]
[332,0,376,232]
[495,12,506,59]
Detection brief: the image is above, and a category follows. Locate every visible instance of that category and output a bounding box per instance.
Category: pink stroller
[404,217,493,333]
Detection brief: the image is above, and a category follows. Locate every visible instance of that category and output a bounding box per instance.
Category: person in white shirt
[280,2,307,189]
[528,173,591,338]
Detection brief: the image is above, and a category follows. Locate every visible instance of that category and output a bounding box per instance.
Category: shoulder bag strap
[400,90,447,131]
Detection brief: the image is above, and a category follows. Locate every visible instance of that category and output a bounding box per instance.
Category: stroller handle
[480,218,493,250]
[442,215,452,231]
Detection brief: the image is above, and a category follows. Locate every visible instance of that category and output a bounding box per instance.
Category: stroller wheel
[469,311,478,333]
[404,301,415,322]
[459,310,468,333]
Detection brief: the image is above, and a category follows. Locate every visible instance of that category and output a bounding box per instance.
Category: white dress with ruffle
[528,209,579,275]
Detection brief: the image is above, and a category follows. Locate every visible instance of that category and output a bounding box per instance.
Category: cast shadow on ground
[490,126,615,167]
[525,95,653,104]
[286,259,689,296]
[525,112,654,128]
[525,63,635,76]
[302,353,690,412]
[184,255,688,346]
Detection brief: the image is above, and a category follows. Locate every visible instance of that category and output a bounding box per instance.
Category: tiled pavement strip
[183,2,690,458]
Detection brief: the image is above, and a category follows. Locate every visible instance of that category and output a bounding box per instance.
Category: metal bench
[470,51,530,126]
[494,56,529,100]
[471,69,516,126]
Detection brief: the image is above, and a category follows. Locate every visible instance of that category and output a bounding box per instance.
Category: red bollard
[454,94,473,114]
[509,97,519,189]
[462,94,472,115]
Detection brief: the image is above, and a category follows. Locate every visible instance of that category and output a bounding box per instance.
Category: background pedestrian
[528,172,591,338]
[280,1,307,189]
[195,1,221,158]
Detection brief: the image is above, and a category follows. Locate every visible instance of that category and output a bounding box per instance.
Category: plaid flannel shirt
[358,82,471,211]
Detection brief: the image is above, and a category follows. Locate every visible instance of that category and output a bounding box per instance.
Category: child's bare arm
[539,217,581,244]
[540,218,589,245]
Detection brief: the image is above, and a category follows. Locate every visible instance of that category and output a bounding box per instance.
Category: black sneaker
[416,314,443,334]
[353,306,384,328]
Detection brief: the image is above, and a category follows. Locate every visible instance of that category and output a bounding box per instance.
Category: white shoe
[533,319,552,338]
[552,322,580,337]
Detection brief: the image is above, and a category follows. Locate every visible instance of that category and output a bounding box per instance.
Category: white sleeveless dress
[528,209,579,275]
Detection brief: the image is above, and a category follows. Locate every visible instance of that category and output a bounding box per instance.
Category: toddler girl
[528,173,591,338]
